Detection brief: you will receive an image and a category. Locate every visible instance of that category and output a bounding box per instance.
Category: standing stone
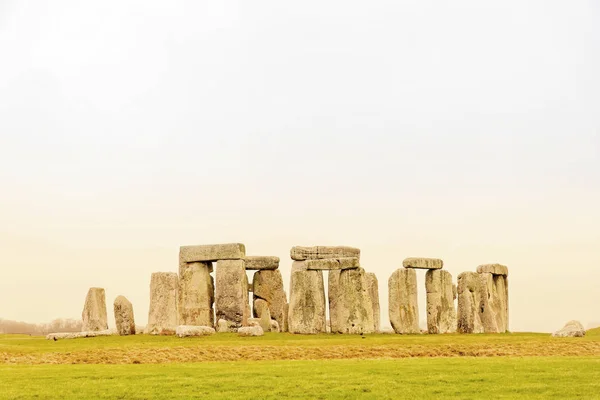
[288,261,327,334]
[425,270,456,334]
[82,287,108,332]
[290,246,360,261]
[252,269,288,332]
[178,261,214,327]
[477,264,509,333]
[456,272,497,334]
[215,260,249,329]
[113,295,135,336]
[146,272,178,335]
[328,267,374,334]
[388,269,419,334]
[366,273,380,333]
[253,298,272,332]
[452,283,457,300]
[328,270,341,333]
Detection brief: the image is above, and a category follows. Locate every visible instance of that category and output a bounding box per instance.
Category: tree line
[0,318,82,335]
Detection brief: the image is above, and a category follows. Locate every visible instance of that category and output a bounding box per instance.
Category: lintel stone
[290,246,360,261]
[305,257,360,270]
[403,257,443,270]
[180,243,245,262]
[244,256,279,270]
[476,264,508,276]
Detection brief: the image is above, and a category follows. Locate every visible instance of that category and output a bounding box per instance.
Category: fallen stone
[146,272,179,335]
[175,325,216,337]
[252,269,288,332]
[366,272,380,333]
[180,243,245,263]
[290,246,360,261]
[238,325,264,337]
[477,264,509,276]
[82,287,108,332]
[215,260,249,329]
[388,268,419,334]
[288,265,327,334]
[46,329,117,340]
[552,320,586,337]
[305,258,360,270]
[244,256,279,270]
[402,258,443,270]
[329,267,374,334]
[425,270,456,334]
[178,261,214,327]
[113,295,135,336]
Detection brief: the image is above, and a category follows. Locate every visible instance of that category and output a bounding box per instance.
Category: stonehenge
[81,287,108,332]
[113,295,135,336]
[68,241,511,339]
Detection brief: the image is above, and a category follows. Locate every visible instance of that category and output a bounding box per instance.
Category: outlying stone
[180,243,245,263]
[329,267,374,334]
[46,329,117,340]
[402,258,443,270]
[252,269,288,332]
[178,261,214,327]
[215,260,249,329]
[288,262,327,334]
[113,295,135,336]
[82,287,108,332]
[304,258,360,270]
[388,268,419,334]
[175,325,216,337]
[425,270,456,334]
[477,264,508,276]
[290,246,360,261]
[238,325,264,337]
[366,272,380,332]
[552,320,586,337]
[245,256,279,270]
[146,272,178,335]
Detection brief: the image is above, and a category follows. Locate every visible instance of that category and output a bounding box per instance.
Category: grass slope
[1,357,599,399]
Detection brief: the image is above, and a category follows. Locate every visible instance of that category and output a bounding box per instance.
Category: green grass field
[1,330,600,399]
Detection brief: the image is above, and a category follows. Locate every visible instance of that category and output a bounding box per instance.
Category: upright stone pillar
[113,295,135,336]
[215,259,249,329]
[328,267,374,334]
[82,287,108,332]
[477,264,509,333]
[388,268,419,334]
[425,270,456,334]
[366,272,380,333]
[252,269,288,332]
[146,272,178,335]
[178,261,214,327]
[288,261,327,334]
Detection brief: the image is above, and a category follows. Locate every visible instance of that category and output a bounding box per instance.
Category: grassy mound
[587,327,600,337]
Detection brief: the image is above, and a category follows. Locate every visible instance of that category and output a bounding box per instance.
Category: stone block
[402,258,443,270]
[290,246,360,261]
[180,243,245,263]
[244,256,279,270]
[305,257,360,270]
[476,264,508,276]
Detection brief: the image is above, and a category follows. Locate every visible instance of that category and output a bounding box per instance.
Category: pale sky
[1,1,599,332]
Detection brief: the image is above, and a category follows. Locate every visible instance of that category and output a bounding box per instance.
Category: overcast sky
[1,1,599,332]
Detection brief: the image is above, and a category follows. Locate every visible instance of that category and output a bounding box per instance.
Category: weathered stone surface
[146,272,178,335]
[388,268,419,334]
[290,246,360,261]
[216,318,237,333]
[487,273,509,333]
[402,258,443,270]
[425,270,456,334]
[329,267,374,334]
[46,329,117,340]
[247,318,260,327]
[270,319,280,333]
[238,325,264,336]
[552,320,586,337]
[178,261,214,327]
[477,264,508,276]
[215,260,249,329]
[175,325,216,337]
[366,273,380,333]
[252,269,288,332]
[180,243,245,263]
[452,283,457,300]
[305,258,360,270]
[456,272,497,333]
[288,265,327,334]
[245,256,279,270]
[113,295,135,336]
[82,288,108,332]
[253,298,272,332]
